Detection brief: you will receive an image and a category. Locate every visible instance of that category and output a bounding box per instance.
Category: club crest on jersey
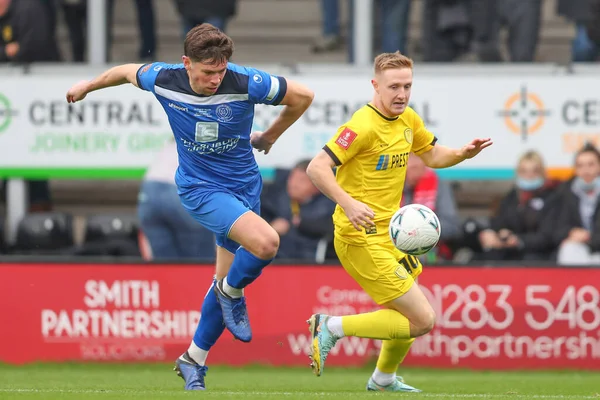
[335,128,357,150]
[394,266,408,280]
[404,128,413,144]
[216,104,234,122]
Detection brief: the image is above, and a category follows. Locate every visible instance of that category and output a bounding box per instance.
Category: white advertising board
[0,73,598,180]
[255,74,600,179]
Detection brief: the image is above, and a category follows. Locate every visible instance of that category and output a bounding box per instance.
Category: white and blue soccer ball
[389,204,441,256]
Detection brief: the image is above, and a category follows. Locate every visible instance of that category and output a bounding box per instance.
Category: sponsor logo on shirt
[181,137,240,155]
[168,103,188,112]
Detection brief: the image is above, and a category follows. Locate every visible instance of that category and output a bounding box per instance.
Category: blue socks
[226,247,273,289]
[192,280,225,350]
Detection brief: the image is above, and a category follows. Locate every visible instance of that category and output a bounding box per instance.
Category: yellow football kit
[323,103,436,305]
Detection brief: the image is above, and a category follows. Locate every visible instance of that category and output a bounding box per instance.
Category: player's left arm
[418,139,493,169]
[409,109,492,168]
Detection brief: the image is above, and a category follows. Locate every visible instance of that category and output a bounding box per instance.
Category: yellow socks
[376,337,415,373]
[341,309,411,340]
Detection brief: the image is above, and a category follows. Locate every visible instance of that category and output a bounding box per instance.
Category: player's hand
[459,138,493,159]
[250,131,275,155]
[340,198,375,231]
[66,80,91,103]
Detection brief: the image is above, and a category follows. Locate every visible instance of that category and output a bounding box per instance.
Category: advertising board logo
[0,92,17,134]
[497,86,550,141]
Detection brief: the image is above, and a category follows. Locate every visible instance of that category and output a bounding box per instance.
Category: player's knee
[253,230,279,260]
[412,309,436,337]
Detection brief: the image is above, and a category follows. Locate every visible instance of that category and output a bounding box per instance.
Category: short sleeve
[246,67,287,105]
[136,62,168,92]
[411,111,437,155]
[323,125,370,166]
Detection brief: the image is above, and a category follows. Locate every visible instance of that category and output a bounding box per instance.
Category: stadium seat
[14,212,74,254]
[78,213,140,257]
[84,213,138,243]
[0,215,5,254]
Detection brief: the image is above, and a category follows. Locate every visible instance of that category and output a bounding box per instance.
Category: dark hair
[184,23,234,64]
[294,159,312,172]
[576,142,600,164]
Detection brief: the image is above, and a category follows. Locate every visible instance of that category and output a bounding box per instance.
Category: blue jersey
[136,62,287,190]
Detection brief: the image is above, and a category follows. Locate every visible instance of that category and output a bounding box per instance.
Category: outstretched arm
[66,63,144,103]
[418,138,493,169]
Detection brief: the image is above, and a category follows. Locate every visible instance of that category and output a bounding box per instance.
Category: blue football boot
[214,279,252,342]
[174,352,208,390]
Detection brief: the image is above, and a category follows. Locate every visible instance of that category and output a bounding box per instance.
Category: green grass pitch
[0,363,599,399]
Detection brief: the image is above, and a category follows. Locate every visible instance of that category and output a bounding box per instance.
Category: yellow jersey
[323,104,437,245]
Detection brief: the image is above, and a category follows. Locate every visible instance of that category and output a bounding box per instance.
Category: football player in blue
[66,24,314,390]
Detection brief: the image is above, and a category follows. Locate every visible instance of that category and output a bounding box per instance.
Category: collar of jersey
[367,103,399,121]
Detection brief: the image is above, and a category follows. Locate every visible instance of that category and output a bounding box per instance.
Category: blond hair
[518,150,546,172]
[374,51,413,74]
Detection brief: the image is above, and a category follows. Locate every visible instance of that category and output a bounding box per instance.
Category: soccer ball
[389,204,441,256]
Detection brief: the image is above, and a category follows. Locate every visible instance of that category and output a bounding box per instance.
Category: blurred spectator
[0,0,61,62]
[173,0,236,36]
[551,144,600,265]
[261,160,336,261]
[470,0,541,62]
[584,0,600,59]
[0,0,59,212]
[557,0,597,62]
[421,0,472,62]
[478,151,557,261]
[312,0,343,52]
[108,0,156,61]
[313,0,412,61]
[60,0,87,62]
[402,153,461,261]
[60,0,156,62]
[137,140,216,261]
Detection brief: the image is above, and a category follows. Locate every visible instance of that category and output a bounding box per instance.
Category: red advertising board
[1,263,599,369]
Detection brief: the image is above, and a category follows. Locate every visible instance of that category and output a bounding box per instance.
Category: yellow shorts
[334,237,423,305]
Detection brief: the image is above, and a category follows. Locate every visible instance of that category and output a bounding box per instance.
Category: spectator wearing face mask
[478,151,558,261]
[550,144,600,265]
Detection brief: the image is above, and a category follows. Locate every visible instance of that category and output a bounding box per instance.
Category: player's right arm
[66,63,145,103]
[307,126,375,231]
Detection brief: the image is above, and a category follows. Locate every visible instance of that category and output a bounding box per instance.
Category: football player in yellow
[305,52,492,392]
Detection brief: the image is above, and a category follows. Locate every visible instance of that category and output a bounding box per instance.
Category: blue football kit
[136,62,287,253]
[136,61,289,381]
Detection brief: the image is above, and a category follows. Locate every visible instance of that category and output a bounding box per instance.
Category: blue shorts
[177,174,262,254]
